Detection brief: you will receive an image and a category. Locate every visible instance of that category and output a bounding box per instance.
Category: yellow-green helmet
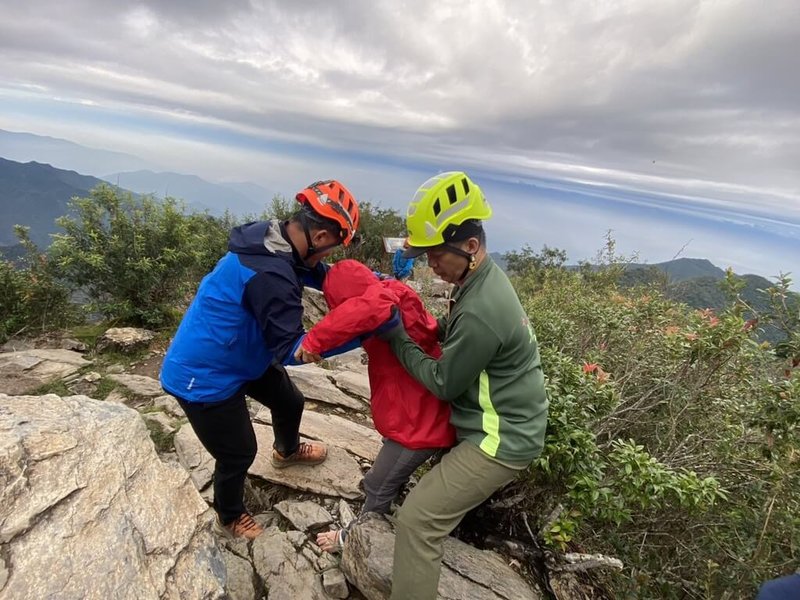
[405,171,492,251]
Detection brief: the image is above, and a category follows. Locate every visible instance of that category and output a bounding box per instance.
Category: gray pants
[362,438,440,515]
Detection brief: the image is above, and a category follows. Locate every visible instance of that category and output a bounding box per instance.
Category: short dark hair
[443,219,485,246]
[290,206,342,239]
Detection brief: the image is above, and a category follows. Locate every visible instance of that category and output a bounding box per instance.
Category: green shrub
[0,227,78,343]
[50,186,229,328]
[504,251,799,598]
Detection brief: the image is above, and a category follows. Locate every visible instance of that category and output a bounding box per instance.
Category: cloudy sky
[1,0,798,279]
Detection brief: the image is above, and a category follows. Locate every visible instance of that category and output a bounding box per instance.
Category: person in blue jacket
[160,180,361,540]
[392,247,415,280]
[757,573,800,599]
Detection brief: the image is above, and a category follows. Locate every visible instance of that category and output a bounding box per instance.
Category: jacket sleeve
[385,310,500,401]
[303,285,400,354]
[243,269,306,364]
[436,316,448,341]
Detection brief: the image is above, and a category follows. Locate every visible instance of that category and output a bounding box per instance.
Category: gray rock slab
[175,423,364,499]
[153,394,184,418]
[108,373,164,398]
[252,526,329,600]
[222,549,257,600]
[0,349,91,395]
[285,364,367,411]
[302,287,329,327]
[256,407,381,461]
[323,568,350,599]
[338,499,357,528]
[332,369,371,401]
[341,513,542,600]
[325,349,369,373]
[96,327,155,353]
[251,423,364,499]
[142,411,176,435]
[0,393,225,599]
[275,500,334,531]
[174,425,215,492]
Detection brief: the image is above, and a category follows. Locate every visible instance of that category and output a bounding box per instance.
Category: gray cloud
[0,0,798,219]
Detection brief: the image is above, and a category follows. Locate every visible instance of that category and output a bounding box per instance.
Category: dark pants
[177,365,305,524]
[362,439,440,515]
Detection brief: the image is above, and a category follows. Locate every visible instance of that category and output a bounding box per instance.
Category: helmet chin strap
[297,211,340,265]
[442,244,478,282]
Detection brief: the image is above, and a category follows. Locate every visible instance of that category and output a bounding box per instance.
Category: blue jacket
[160,220,327,403]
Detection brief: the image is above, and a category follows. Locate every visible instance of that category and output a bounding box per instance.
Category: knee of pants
[362,467,384,497]
[228,435,258,470]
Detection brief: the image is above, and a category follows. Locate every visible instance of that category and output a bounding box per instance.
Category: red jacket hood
[323,259,379,309]
[305,259,455,449]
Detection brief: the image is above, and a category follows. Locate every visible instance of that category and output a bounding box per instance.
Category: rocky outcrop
[175,422,365,499]
[285,364,368,411]
[341,513,542,600]
[0,349,90,395]
[255,407,382,461]
[0,393,225,599]
[96,327,155,353]
[0,330,556,600]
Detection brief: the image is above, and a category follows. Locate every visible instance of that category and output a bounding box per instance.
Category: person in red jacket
[300,259,456,552]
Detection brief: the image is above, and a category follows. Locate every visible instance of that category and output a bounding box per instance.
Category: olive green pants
[390,440,525,600]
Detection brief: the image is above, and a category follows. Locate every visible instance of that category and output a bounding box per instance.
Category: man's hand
[294,345,323,364]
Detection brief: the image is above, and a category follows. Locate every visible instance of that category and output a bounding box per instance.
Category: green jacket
[387,256,548,464]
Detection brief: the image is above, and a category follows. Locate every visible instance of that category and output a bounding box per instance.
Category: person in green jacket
[380,171,549,599]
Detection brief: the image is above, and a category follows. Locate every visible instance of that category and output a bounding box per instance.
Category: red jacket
[303,260,455,449]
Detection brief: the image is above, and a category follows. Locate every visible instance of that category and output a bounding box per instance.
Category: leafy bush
[50,185,229,328]
[501,244,798,598]
[0,226,77,343]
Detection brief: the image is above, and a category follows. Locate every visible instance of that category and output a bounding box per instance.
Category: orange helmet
[295,180,360,246]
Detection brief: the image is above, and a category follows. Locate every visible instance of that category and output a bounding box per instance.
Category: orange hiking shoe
[271,441,328,469]
[218,513,264,541]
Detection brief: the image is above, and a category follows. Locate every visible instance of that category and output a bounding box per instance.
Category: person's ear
[465,237,481,254]
[311,228,332,246]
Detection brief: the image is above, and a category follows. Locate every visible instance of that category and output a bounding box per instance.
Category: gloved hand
[373,306,404,340]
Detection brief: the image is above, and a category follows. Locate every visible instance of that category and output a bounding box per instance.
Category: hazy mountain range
[0,158,274,247]
[0,129,153,176]
[1,130,793,317]
[101,170,274,217]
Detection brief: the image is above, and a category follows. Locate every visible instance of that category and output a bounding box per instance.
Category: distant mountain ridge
[0,129,153,177]
[0,157,107,247]
[492,252,753,285]
[0,158,280,251]
[624,257,727,282]
[102,170,272,217]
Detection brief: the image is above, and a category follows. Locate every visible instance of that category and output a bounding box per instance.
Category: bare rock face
[341,513,543,600]
[252,526,330,600]
[0,393,225,600]
[175,422,365,500]
[331,369,371,402]
[0,349,91,395]
[256,407,382,461]
[107,373,165,398]
[285,364,368,411]
[96,327,155,353]
[274,500,334,531]
[325,349,369,373]
[302,287,329,327]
